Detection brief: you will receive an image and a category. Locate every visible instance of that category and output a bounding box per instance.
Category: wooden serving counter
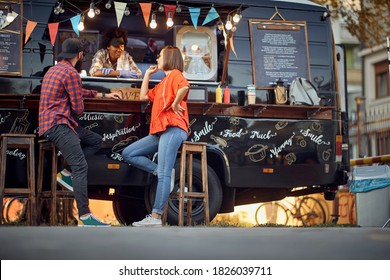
[0,94,334,120]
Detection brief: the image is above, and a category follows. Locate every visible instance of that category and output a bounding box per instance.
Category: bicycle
[255,196,326,226]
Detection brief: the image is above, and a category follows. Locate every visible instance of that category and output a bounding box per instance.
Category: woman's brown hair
[161,45,184,72]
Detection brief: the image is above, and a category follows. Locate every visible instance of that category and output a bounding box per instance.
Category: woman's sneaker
[132,214,162,227]
[78,214,111,227]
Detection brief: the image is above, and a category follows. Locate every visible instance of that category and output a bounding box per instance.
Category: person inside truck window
[39,38,121,227]
[122,45,190,227]
[89,27,142,78]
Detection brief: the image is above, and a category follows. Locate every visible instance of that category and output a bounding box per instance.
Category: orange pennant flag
[139,3,152,27]
[48,22,59,46]
[229,34,237,58]
[25,20,37,44]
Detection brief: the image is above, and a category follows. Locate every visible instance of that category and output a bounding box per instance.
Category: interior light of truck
[150,13,157,29]
[225,15,232,30]
[262,168,274,174]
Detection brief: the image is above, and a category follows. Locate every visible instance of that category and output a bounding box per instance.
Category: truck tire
[113,196,149,225]
[144,159,223,225]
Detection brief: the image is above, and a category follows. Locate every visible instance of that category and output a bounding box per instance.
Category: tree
[313,0,390,47]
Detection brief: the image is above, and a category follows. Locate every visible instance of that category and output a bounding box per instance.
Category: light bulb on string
[53,2,62,15]
[176,2,181,13]
[233,10,241,23]
[78,15,85,31]
[6,6,15,23]
[124,7,130,16]
[150,13,157,29]
[158,4,164,12]
[166,11,174,27]
[105,0,112,9]
[95,8,101,16]
[225,15,232,30]
[88,2,95,18]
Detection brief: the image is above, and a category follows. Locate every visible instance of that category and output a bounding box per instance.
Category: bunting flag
[139,3,152,27]
[229,34,237,58]
[48,22,59,46]
[114,1,127,27]
[24,20,37,44]
[70,14,81,37]
[202,7,219,26]
[1,11,18,29]
[188,7,201,29]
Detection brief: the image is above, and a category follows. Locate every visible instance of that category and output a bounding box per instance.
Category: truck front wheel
[144,159,223,225]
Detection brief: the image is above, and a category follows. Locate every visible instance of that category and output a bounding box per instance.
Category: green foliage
[312,0,390,47]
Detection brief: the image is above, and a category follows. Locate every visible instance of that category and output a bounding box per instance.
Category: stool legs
[0,134,37,226]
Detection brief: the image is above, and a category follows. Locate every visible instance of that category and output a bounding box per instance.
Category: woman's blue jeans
[121,126,187,215]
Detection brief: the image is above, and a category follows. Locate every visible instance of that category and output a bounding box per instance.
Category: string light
[105,0,112,9]
[88,1,95,18]
[225,15,232,30]
[6,6,15,23]
[150,12,157,29]
[233,9,241,23]
[78,15,85,31]
[124,7,130,16]
[166,11,174,27]
[158,4,164,12]
[54,2,64,15]
[176,1,181,13]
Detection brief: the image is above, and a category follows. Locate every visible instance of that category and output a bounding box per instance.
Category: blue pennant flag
[70,14,81,36]
[189,7,201,29]
[202,7,219,26]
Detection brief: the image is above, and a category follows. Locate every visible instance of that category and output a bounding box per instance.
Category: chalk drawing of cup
[296,136,307,147]
[311,122,321,131]
[245,144,268,162]
[275,121,288,130]
[284,153,296,165]
[322,149,332,161]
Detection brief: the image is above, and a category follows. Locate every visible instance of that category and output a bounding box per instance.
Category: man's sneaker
[132,214,162,227]
[57,171,73,191]
[78,214,111,227]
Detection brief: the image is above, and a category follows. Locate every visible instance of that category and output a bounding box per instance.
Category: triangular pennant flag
[25,20,37,44]
[114,1,127,27]
[189,7,201,29]
[1,11,18,29]
[70,14,81,37]
[202,7,219,25]
[139,3,152,27]
[48,22,59,46]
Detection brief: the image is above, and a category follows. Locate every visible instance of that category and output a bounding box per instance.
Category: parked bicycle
[255,196,326,226]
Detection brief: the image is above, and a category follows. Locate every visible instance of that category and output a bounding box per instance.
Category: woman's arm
[139,65,158,101]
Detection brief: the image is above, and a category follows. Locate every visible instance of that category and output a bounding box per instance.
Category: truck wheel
[144,159,223,225]
[113,196,149,226]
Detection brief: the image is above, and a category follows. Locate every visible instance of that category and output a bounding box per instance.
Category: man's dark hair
[102,27,128,48]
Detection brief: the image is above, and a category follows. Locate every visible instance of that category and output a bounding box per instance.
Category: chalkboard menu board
[249,19,310,89]
[0,0,22,76]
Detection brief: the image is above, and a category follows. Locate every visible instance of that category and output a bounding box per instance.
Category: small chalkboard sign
[249,19,310,89]
[0,0,22,76]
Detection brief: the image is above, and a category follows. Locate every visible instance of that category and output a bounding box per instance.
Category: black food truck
[0,0,349,225]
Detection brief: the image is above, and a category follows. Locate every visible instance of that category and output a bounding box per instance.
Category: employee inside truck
[89,27,142,79]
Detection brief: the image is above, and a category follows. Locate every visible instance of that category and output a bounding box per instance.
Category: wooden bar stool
[163,141,209,226]
[0,134,37,226]
[37,139,74,225]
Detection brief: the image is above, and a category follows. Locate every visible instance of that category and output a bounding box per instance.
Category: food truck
[0,0,349,225]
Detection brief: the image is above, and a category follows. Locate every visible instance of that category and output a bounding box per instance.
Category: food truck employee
[89,27,142,78]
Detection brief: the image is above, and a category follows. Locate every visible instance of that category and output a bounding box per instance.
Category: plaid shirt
[89,49,142,78]
[38,60,97,136]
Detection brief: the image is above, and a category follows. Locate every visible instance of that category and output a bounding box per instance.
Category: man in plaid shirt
[39,38,121,227]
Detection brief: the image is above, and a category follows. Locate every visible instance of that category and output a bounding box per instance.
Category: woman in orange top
[122,46,190,227]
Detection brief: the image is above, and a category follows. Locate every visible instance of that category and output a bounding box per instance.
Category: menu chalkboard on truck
[0,0,22,76]
[249,19,310,89]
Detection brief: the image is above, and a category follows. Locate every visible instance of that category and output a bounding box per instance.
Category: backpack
[289,77,321,106]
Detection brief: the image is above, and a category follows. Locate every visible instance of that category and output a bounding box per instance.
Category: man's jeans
[44,124,102,216]
[122,126,187,215]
